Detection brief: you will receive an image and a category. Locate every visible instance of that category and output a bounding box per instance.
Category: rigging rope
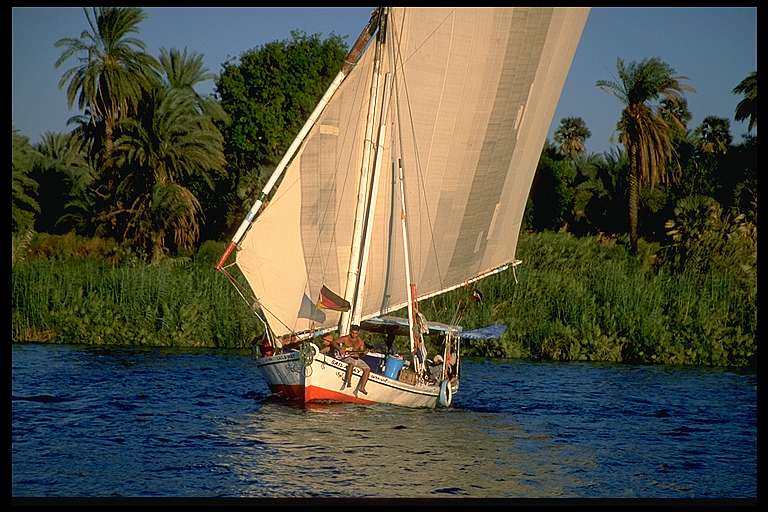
[220,265,273,342]
[388,9,447,296]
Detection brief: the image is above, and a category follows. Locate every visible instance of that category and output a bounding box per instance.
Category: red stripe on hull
[305,385,375,404]
[272,384,374,404]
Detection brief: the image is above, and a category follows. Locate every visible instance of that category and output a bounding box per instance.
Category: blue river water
[11,343,756,498]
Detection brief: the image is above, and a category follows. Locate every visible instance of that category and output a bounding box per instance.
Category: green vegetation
[212,29,348,237]
[11,8,757,368]
[12,239,260,348]
[596,57,693,255]
[12,129,41,233]
[12,231,755,368]
[420,231,755,368]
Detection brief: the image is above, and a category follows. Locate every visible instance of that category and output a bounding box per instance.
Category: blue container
[383,355,405,379]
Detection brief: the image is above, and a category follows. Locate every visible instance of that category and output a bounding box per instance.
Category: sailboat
[216,7,589,408]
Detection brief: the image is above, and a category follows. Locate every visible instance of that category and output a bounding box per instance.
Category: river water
[11,343,756,498]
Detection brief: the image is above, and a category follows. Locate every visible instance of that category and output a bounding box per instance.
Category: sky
[12,7,757,155]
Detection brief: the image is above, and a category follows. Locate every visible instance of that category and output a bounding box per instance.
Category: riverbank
[11,231,756,368]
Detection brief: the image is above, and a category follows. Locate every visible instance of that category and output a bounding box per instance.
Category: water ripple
[11,344,757,498]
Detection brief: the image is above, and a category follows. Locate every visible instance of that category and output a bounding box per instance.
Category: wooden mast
[397,157,424,377]
[339,8,388,336]
[352,72,392,326]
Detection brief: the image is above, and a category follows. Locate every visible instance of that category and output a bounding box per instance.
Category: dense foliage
[12,243,260,349]
[11,8,757,368]
[418,231,756,368]
[12,232,756,368]
[212,30,348,237]
[12,129,41,233]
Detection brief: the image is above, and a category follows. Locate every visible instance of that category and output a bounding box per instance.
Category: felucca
[216,7,589,408]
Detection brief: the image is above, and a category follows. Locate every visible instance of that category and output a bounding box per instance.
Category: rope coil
[299,342,316,368]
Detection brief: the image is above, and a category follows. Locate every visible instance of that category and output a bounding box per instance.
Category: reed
[421,231,756,368]
[12,255,261,349]
[11,232,756,367]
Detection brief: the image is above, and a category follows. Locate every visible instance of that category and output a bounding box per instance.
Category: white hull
[255,344,456,408]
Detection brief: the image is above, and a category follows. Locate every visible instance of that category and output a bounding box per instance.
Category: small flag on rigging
[317,285,351,312]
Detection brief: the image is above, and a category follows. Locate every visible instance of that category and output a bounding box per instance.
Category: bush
[195,239,228,266]
[417,231,755,368]
[11,231,756,368]
[25,232,130,264]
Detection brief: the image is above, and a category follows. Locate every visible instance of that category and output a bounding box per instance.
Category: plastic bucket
[383,355,405,379]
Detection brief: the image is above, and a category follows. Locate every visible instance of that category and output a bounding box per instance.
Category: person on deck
[337,325,370,395]
[445,349,457,380]
[281,333,302,350]
[257,335,274,357]
[319,333,343,358]
[428,354,445,382]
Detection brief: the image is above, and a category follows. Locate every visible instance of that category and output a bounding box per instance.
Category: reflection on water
[220,399,597,497]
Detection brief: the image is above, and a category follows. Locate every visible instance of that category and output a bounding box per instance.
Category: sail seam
[389,10,447,294]
[301,52,372,322]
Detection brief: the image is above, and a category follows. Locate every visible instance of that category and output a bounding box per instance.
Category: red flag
[318,285,351,312]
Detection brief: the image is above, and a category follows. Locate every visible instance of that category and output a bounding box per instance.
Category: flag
[317,285,351,312]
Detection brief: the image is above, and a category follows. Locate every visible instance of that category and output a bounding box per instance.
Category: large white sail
[235,43,377,335]
[235,7,589,336]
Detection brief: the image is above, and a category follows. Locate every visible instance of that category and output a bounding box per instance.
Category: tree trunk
[628,144,639,255]
[152,231,165,263]
[103,117,114,167]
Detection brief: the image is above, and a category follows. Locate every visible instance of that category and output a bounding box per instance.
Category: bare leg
[344,363,353,388]
[358,369,370,394]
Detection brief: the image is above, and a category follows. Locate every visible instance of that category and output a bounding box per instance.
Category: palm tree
[33,132,93,233]
[12,129,41,233]
[695,116,732,155]
[596,57,693,254]
[733,71,756,132]
[55,7,160,165]
[159,47,229,124]
[553,117,591,159]
[658,96,692,184]
[158,47,231,242]
[658,96,691,139]
[110,87,226,260]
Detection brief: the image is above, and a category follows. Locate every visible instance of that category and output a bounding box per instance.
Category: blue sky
[12,7,757,154]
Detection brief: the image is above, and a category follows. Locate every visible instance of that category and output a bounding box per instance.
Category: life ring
[438,379,453,408]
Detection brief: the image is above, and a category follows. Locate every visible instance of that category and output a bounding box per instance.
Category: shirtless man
[337,324,370,394]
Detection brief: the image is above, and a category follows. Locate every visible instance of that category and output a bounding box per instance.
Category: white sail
[235,7,589,336]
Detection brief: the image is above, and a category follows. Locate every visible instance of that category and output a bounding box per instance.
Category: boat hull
[255,344,455,408]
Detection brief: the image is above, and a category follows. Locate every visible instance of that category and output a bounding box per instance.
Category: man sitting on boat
[427,354,445,382]
[337,325,371,395]
[319,333,343,358]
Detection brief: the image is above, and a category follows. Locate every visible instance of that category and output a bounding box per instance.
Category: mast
[396,158,424,376]
[338,8,388,336]
[215,8,382,272]
[352,72,393,326]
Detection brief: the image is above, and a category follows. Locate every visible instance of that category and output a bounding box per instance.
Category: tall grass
[11,232,756,367]
[420,231,756,368]
[12,253,261,348]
